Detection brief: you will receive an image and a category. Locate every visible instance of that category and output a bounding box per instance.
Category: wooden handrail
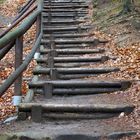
[12,0,36,23]
[0,32,42,96]
[0,41,15,60]
[18,0,34,14]
[0,6,41,49]
[0,0,43,98]
[0,5,37,38]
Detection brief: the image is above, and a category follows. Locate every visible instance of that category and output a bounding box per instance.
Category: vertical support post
[31,105,42,122]
[36,14,41,39]
[78,26,82,33]
[50,69,58,80]
[44,83,52,98]
[34,14,41,60]
[13,36,23,106]
[48,50,58,57]
[48,57,54,68]
[51,36,55,49]
[48,35,55,49]
[48,12,52,24]
[48,0,51,25]
[73,11,78,20]
[48,0,51,6]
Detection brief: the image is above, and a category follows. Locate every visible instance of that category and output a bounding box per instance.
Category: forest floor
[91,1,140,139]
[0,0,140,140]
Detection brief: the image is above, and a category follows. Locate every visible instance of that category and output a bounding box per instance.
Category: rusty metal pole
[13,36,23,106]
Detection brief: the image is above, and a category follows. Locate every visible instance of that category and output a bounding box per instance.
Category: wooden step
[42,33,94,39]
[40,48,105,55]
[42,25,92,31]
[29,80,131,97]
[41,39,108,45]
[33,88,125,95]
[33,67,120,80]
[44,2,86,6]
[47,44,91,49]
[36,56,109,63]
[43,5,89,9]
[42,9,87,13]
[42,12,88,18]
[19,103,134,113]
[44,1,86,4]
[42,19,86,25]
[29,80,131,90]
[33,67,120,75]
[18,102,134,122]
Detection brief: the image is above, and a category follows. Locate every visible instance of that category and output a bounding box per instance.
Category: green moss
[0,0,5,4]
[93,2,123,21]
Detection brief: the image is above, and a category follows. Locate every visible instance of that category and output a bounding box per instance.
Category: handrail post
[34,14,41,60]
[0,0,43,97]
[36,14,41,39]
[34,0,43,60]
[13,36,23,106]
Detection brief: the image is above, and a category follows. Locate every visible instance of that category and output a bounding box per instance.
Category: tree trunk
[123,0,133,13]
[116,0,134,16]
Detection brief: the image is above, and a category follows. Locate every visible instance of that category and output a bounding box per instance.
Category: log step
[54,63,103,68]
[18,103,134,122]
[43,19,86,25]
[42,9,87,13]
[41,39,108,45]
[44,0,85,1]
[36,56,109,63]
[33,88,124,95]
[42,12,87,17]
[19,103,134,114]
[43,113,119,120]
[33,67,120,75]
[44,1,86,5]
[42,33,94,39]
[29,80,131,90]
[40,48,105,55]
[42,13,87,18]
[42,26,92,33]
[48,44,91,49]
[44,3,86,6]
[43,5,89,9]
